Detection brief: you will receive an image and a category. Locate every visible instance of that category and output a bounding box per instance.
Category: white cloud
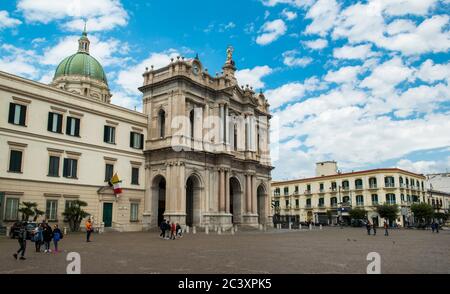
[415,59,450,83]
[41,35,130,67]
[117,50,179,95]
[17,0,128,31]
[281,9,297,21]
[265,77,324,109]
[386,19,416,36]
[396,157,450,175]
[305,0,340,36]
[303,38,328,50]
[324,65,362,84]
[110,91,142,111]
[282,50,313,67]
[333,44,374,60]
[260,0,314,7]
[0,10,22,29]
[381,0,438,16]
[235,65,273,89]
[0,44,39,79]
[256,19,287,45]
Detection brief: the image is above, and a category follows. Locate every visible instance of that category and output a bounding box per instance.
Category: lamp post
[338,185,343,228]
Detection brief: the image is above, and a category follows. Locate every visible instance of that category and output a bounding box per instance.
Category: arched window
[369,177,377,188]
[356,195,364,206]
[330,197,337,207]
[189,109,195,139]
[385,176,395,187]
[343,196,350,205]
[342,180,349,190]
[355,179,363,189]
[386,193,396,205]
[406,178,409,187]
[158,109,165,138]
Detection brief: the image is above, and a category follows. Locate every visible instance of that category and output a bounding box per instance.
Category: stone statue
[226,46,234,63]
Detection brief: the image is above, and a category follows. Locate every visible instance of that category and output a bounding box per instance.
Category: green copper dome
[54,52,108,84]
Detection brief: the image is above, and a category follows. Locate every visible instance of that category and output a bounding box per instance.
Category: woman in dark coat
[42,224,53,253]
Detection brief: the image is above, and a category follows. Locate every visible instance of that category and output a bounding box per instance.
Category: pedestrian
[13,222,27,260]
[42,223,53,253]
[435,222,440,234]
[52,225,63,253]
[372,223,377,236]
[176,223,182,238]
[431,222,435,233]
[33,224,43,252]
[85,218,93,242]
[160,219,166,238]
[165,220,170,239]
[365,221,371,235]
[383,221,389,236]
[170,222,176,240]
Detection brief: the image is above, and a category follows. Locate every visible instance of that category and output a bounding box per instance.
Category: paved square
[1,227,449,274]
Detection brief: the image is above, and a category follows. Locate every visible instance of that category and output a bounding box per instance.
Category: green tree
[349,208,367,220]
[18,202,43,221]
[376,204,399,223]
[62,200,90,232]
[411,203,434,225]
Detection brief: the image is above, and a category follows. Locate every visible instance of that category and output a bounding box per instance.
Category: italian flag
[111,173,123,195]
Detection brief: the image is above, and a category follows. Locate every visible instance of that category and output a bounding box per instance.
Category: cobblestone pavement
[1,227,449,274]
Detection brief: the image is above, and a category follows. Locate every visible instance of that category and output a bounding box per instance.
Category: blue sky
[1,0,449,179]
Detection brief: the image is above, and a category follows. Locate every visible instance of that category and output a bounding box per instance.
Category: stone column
[219,104,224,144]
[251,175,257,214]
[225,104,229,145]
[219,169,225,213]
[246,174,252,213]
[143,165,152,229]
[225,170,230,213]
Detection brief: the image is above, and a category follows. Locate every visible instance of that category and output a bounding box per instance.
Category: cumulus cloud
[324,65,363,85]
[282,50,313,67]
[303,38,328,50]
[0,44,39,79]
[415,59,450,83]
[281,9,297,21]
[256,19,287,45]
[235,65,273,89]
[305,0,340,36]
[17,0,128,31]
[396,157,450,175]
[0,10,22,29]
[333,44,375,60]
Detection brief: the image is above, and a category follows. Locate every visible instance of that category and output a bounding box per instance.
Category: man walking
[365,221,372,235]
[435,221,440,233]
[383,221,389,236]
[372,223,377,236]
[160,219,166,238]
[13,222,27,260]
[85,218,93,242]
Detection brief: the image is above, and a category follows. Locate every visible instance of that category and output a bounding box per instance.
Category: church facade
[0,30,272,232]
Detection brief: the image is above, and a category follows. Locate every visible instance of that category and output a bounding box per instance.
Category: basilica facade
[0,30,272,232]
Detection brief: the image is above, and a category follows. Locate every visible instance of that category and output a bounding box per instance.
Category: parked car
[351,219,367,227]
[10,222,38,240]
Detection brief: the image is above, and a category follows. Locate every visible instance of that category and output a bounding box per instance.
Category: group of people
[365,220,390,236]
[159,220,182,240]
[431,221,440,233]
[13,221,63,261]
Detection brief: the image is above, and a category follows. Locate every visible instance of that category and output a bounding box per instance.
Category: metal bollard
[289,223,292,230]
[63,227,68,235]
[309,224,312,231]
[320,224,323,230]
[193,226,196,234]
[186,226,190,234]
[231,227,235,235]
[6,226,10,237]
[205,226,209,234]
[218,226,222,235]
[299,224,302,230]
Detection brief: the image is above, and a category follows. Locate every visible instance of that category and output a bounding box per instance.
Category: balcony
[371,201,379,206]
[355,185,364,191]
[342,186,350,191]
[273,193,281,197]
[304,190,312,195]
[318,189,325,194]
[330,188,337,193]
[331,203,338,208]
[384,183,395,189]
[293,191,299,195]
[305,204,312,209]
[369,184,378,189]
[317,203,326,209]
[355,202,364,207]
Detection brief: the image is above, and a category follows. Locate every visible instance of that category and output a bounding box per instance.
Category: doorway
[103,203,113,227]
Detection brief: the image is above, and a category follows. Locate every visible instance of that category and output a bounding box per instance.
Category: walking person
[170,222,176,240]
[383,221,389,236]
[42,223,53,253]
[160,219,166,238]
[176,223,182,238]
[165,220,170,239]
[372,223,377,236]
[13,222,27,260]
[52,225,63,253]
[33,224,43,252]
[435,221,440,234]
[365,221,371,235]
[431,222,435,233]
[85,218,93,242]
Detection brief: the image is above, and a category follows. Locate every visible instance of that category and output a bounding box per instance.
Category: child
[52,225,63,253]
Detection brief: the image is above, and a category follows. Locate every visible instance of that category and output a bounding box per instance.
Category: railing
[305,204,312,209]
[369,184,377,189]
[385,183,395,188]
[342,186,350,191]
[331,203,338,208]
[355,185,363,190]
[331,188,337,192]
[304,190,311,195]
[318,203,325,208]
[356,202,364,207]
[319,189,325,193]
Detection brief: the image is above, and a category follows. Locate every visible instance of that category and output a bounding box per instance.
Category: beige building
[271,161,428,227]
[0,31,272,232]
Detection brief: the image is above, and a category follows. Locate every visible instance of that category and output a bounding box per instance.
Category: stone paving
[0,227,449,274]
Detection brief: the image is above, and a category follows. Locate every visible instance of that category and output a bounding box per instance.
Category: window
[331,182,337,191]
[130,203,139,222]
[306,198,311,207]
[318,198,325,207]
[412,195,419,203]
[8,103,26,126]
[285,200,289,207]
[406,178,409,187]
[401,194,405,203]
[416,180,420,188]
[294,186,299,194]
[355,179,363,189]
[306,184,311,193]
[131,167,139,185]
[319,183,324,192]
[189,109,195,139]
[295,199,299,208]
[104,126,116,144]
[371,194,378,205]
[342,180,349,190]
[66,117,80,137]
[274,188,280,196]
[8,150,22,172]
[407,194,411,203]
[386,193,396,205]
[130,132,144,149]
[369,177,377,188]
[63,158,78,178]
[385,176,395,187]
[158,109,165,138]
[399,177,404,187]
[343,196,350,205]
[48,156,60,177]
[356,195,364,206]
[330,197,337,207]
[5,198,19,220]
[46,200,58,221]
[105,164,114,182]
[47,112,63,133]
[284,187,289,196]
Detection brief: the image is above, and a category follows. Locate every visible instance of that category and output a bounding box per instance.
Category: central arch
[152,175,166,226]
[229,176,242,224]
[186,174,202,227]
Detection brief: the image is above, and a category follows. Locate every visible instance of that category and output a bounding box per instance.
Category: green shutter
[8,103,15,124]
[19,105,26,126]
[75,118,80,136]
[66,117,72,135]
[48,112,53,131]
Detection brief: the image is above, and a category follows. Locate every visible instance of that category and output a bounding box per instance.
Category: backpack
[53,231,61,241]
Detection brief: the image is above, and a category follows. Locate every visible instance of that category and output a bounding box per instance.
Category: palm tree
[18,202,43,221]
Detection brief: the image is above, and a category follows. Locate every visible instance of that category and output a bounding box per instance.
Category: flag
[111,173,122,195]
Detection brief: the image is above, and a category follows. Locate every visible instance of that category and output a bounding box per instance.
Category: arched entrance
[186,174,202,227]
[152,175,166,226]
[229,177,242,224]
[257,184,267,225]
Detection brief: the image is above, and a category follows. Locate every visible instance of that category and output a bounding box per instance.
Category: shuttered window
[130,132,144,149]
[48,112,63,133]
[104,126,116,144]
[130,203,139,222]
[8,103,26,126]
[46,200,58,221]
[48,156,60,177]
[5,198,19,220]
[131,167,139,185]
[63,158,78,178]
[9,150,22,172]
[66,117,80,137]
